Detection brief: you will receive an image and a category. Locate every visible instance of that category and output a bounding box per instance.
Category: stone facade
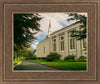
[37,22,87,59]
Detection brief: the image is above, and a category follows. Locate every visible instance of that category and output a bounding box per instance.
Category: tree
[14,13,42,51]
[67,13,87,40]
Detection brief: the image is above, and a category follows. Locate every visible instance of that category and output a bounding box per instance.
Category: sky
[31,13,87,49]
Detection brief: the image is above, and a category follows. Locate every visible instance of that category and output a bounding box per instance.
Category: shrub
[25,55,37,60]
[37,57,46,60]
[64,55,76,61]
[46,52,61,61]
[77,56,86,62]
[65,59,75,62]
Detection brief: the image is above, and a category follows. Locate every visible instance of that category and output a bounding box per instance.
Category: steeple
[49,19,51,28]
[48,19,52,37]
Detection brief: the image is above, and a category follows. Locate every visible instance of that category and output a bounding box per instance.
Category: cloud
[31,41,39,49]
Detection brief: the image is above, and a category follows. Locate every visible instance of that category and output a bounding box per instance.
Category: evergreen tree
[67,13,87,40]
[14,13,42,51]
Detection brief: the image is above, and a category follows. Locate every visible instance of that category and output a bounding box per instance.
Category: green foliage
[46,52,61,61]
[26,49,36,57]
[14,47,36,63]
[14,13,42,51]
[13,60,21,66]
[37,57,46,60]
[25,55,37,60]
[14,13,42,64]
[64,55,76,61]
[67,13,87,40]
[77,56,87,62]
[21,49,37,60]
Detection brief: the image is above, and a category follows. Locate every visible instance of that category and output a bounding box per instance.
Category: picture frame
[0,0,99,84]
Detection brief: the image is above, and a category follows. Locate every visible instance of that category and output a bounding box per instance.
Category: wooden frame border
[0,0,99,84]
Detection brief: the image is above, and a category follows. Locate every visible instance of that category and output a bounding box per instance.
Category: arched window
[60,36,64,51]
[53,39,56,51]
[61,36,64,40]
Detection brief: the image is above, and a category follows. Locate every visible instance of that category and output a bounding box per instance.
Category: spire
[48,19,52,37]
[49,19,51,28]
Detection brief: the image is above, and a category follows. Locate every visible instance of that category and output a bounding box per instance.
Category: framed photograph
[0,0,100,84]
[13,12,87,71]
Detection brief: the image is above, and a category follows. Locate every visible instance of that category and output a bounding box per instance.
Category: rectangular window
[83,38,86,48]
[60,36,64,51]
[61,42,62,51]
[70,39,73,49]
[43,47,45,53]
[53,43,56,51]
[61,41,64,51]
[53,38,56,52]
[73,38,75,49]
[62,41,64,50]
[70,38,76,49]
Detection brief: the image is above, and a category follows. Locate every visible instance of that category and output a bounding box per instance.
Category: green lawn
[33,60,87,70]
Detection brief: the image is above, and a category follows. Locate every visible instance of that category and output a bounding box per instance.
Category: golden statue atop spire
[49,19,51,28]
[48,19,52,38]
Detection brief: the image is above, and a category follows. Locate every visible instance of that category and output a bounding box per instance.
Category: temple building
[37,20,87,59]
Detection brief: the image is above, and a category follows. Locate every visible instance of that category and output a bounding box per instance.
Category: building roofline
[50,21,80,35]
[38,38,49,43]
[38,21,80,44]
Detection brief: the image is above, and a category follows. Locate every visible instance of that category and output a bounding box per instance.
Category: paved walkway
[14,60,60,70]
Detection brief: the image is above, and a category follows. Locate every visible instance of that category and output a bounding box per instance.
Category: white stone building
[37,20,87,59]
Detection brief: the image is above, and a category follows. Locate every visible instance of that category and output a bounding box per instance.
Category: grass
[13,60,21,66]
[13,57,24,66]
[33,60,87,70]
